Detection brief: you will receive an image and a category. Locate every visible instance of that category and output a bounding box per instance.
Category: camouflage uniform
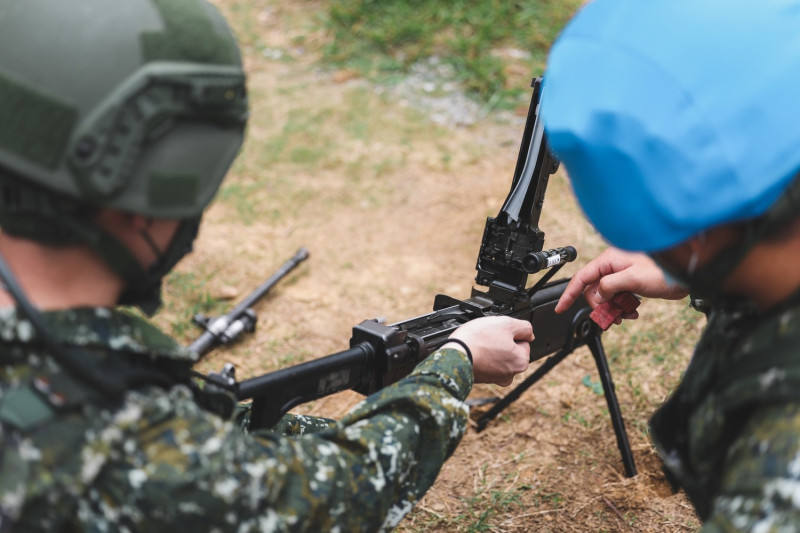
[650,294,800,530]
[0,306,473,532]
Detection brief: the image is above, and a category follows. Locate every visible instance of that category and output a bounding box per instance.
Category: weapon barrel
[188,247,309,357]
[229,247,309,318]
[187,324,220,358]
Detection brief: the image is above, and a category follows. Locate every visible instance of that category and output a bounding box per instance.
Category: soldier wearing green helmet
[546,0,800,529]
[0,0,249,315]
[0,0,534,531]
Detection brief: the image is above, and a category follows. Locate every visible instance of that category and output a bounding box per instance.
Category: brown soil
[166,2,704,531]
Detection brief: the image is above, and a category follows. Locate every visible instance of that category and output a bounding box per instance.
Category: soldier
[0,1,534,531]
[543,0,800,529]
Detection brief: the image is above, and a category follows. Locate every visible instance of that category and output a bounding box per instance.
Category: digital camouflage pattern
[248,412,337,437]
[0,307,474,532]
[649,293,800,531]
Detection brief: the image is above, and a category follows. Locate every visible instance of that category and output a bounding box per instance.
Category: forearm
[287,347,474,530]
[96,349,473,532]
[244,347,473,530]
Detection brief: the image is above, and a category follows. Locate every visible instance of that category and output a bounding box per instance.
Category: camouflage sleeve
[83,347,473,532]
[701,403,800,532]
[235,405,338,435]
[268,413,338,436]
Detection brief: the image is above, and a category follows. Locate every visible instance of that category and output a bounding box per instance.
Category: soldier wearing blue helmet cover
[546,0,800,528]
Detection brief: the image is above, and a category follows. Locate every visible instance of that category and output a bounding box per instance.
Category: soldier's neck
[0,233,124,311]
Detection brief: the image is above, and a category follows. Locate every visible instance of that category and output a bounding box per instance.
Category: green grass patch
[161,270,228,340]
[323,0,583,104]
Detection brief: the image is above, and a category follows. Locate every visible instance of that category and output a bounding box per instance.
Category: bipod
[473,326,637,478]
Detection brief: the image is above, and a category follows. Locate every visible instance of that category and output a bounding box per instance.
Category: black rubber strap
[443,338,473,366]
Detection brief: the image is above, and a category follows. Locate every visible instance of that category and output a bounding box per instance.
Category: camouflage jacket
[649,293,800,530]
[0,307,474,532]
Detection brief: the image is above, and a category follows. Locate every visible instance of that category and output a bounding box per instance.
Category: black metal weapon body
[211,78,637,477]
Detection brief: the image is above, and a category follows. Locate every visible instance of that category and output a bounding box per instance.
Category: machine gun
[198,78,637,478]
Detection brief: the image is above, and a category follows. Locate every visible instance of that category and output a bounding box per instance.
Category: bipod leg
[474,348,571,432]
[587,331,637,477]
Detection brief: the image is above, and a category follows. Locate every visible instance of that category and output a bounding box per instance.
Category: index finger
[554,262,605,313]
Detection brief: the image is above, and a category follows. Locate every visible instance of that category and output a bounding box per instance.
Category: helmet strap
[117,217,201,314]
[139,224,166,263]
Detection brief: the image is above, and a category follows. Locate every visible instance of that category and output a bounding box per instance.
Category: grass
[323,0,583,106]
[161,270,228,341]
[455,478,531,532]
[217,74,434,224]
[463,488,526,532]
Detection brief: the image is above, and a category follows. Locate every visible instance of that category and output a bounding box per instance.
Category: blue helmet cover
[542,0,800,252]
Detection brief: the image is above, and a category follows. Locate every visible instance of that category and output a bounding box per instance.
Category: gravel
[375,56,486,128]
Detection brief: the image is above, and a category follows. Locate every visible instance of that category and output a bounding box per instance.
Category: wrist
[442,339,473,366]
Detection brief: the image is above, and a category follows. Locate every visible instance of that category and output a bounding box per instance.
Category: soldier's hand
[554,247,688,322]
[445,316,533,386]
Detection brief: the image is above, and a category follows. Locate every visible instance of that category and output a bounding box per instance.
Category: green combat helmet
[0,0,248,313]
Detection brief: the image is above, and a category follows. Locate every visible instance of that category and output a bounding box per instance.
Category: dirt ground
[164,2,706,531]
